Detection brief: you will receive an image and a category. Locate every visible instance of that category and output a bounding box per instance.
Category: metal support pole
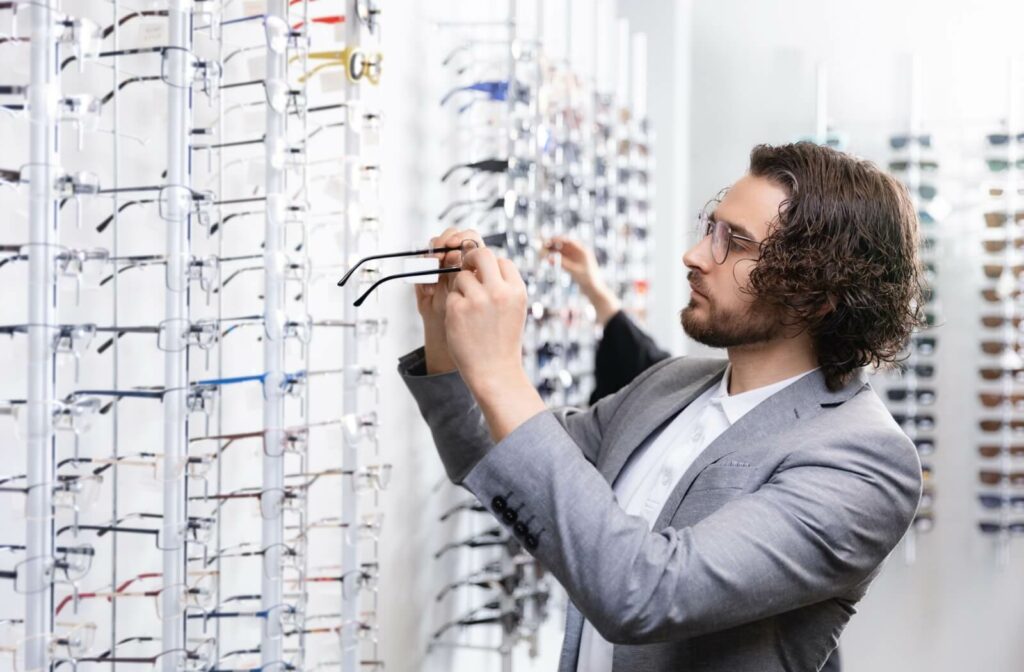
[340,0,363,665]
[161,0,191,667]
[262,0,288,665]
[25,0,58,669]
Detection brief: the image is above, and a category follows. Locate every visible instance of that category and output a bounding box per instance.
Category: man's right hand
[415,227,486,374]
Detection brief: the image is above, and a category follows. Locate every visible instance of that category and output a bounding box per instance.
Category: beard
[680,289,782,348]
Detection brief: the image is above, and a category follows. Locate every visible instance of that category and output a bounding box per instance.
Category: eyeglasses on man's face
[696,204,763,265]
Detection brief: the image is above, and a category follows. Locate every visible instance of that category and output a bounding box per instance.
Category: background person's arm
[540,235,672,405]
[590,309,672,405]
[543,236,622,326]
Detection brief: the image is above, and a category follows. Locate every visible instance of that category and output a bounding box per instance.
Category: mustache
[687,272,709,297]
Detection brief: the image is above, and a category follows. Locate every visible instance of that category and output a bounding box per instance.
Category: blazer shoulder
[794,387,923,502]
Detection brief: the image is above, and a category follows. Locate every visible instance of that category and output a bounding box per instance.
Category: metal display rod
[161,0,192,667]
[262,0,289,666]
[25,0,59,669]
[340,0,363,666]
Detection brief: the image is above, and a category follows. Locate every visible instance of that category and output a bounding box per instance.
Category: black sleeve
[587,309,671,406]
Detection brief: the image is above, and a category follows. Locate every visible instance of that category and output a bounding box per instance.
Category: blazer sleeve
[396,345,676,484]
[458,405,923,644]
[589,309,672,405]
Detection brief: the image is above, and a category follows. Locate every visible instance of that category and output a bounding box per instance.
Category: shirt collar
[709,362,820,426]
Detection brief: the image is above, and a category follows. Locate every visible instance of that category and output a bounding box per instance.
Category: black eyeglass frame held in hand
[337,231,511,306]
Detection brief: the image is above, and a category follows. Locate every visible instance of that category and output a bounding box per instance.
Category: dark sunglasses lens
[913,337,936,355]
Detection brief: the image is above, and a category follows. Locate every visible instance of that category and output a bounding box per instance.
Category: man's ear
[815,294,838,319]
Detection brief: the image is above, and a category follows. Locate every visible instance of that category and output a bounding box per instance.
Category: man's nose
[683,234,713,273]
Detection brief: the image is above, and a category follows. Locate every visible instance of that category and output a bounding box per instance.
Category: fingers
[450,265,486,301]
[496,256,525,290]
[429,226,459,251]
[430,228,484,272]
[454,249,525,305]
[429,226,461,269]
[547,236,580,254]
[441,229,485,253]
[545,235,569,251]
[460,247,502,285]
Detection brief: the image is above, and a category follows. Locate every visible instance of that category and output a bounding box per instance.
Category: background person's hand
[543,235,622,326]
[414,227,486,373]
[543,235,601,289]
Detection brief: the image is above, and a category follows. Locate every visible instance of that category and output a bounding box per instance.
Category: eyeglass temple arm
[439,499,485,522]
[298,60,343,84]
[337,245,454,287]
[100,76,161,107]
[54,523,158,538]
[97,199,148,233]
[216,265,262,291]
[352,267,461,307]
[440,159,503,185]
[100,10,168,39]
[97,326,161,354]
[435,576,500,602]
[341,231,509,293]
[99,260,154,286]
[60,46,162,73]
[440,82,499,107]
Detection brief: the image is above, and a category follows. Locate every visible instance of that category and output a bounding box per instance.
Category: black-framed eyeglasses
[337,231,509,307]
[697,200,762,265]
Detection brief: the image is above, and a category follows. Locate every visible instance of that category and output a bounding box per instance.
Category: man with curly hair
[399,142,927,672]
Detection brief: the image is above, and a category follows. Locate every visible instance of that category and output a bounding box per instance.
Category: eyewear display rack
[427,1,654,670]
[976,57,1024,567]
[882,56,939,564]
[1,0,386,670]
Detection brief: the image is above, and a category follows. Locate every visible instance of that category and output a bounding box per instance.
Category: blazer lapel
[653,366,871,529]
[598,358,728,484]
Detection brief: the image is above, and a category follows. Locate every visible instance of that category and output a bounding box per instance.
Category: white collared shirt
[576,362,819,672]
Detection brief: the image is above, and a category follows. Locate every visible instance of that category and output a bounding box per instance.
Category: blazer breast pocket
[688,463,753,493]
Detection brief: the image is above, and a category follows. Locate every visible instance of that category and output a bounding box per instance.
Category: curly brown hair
[742,142,929,391]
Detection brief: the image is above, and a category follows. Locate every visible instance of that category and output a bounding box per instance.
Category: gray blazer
[398,347,923,672]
